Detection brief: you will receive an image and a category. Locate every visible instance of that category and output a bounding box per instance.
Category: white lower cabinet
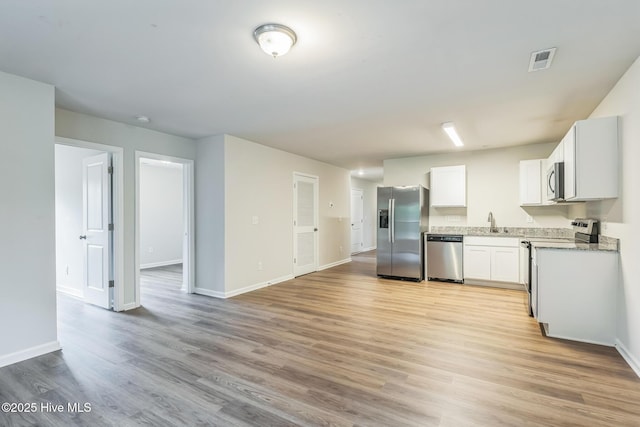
[463,246,491,280]
[534,247,618,345]
[463,237,520,284]
[490,247,520,282]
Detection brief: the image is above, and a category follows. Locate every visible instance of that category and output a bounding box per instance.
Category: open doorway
[54,137,124,311]
[135,151,194,306]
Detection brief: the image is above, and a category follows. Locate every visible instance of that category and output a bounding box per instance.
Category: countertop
[426,226,619,252]
[428,226,574,239]
[531,240,619,252]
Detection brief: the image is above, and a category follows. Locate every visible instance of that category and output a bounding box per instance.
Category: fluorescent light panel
[442,122,464,147]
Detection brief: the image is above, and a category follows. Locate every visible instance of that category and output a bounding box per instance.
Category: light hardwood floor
[1,253,639,426]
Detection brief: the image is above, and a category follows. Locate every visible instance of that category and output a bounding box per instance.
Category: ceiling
[1,1,640,175]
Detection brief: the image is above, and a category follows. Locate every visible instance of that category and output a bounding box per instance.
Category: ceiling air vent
[528,47,556,72]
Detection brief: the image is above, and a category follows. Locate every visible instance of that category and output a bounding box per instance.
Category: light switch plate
[252,215,259,225]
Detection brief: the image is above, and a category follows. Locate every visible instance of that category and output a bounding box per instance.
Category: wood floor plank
[1,257,639,426]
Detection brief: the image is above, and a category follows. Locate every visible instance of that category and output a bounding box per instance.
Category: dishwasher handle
[426,234,463,243]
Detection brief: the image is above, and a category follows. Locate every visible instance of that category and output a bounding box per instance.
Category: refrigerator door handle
[390,198,395,243]
[387,199,392,242]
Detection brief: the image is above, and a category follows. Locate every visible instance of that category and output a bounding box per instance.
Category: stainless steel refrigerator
[377,185,429,280]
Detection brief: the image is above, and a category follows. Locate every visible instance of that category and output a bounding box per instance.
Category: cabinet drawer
[464,236,519,247]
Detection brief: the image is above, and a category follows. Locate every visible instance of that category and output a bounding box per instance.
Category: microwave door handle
[548,170,555,192]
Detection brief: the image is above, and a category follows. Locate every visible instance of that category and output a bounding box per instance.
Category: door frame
[292,172,319,277]
[135,151,195,305]
[350,187,364,254]
[55,136,125,311]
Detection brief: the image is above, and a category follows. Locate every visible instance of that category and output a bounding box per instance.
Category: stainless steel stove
[571,218,600,243]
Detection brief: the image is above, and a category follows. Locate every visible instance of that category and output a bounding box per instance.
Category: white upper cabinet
[519,159,542,205]
[548,139,564,164]
[563,116,618,201]
[430,165,466,207]
[519,159,554,206]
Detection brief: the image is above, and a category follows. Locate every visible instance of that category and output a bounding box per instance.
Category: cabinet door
[491,247,519,283]
[563,126,576,200]
[571,117,619,201]
[519,245,527,284]
[519,160,542,205]
[548,139,564,164]
[431,165,466,207]
[463,245,491,280]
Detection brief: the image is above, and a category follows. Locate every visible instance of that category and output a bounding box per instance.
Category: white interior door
[351,188,364,254]
[82,152,112,309]
[293,173,318,277]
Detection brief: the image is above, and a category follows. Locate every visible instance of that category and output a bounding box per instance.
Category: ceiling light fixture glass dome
[253,23,297,58]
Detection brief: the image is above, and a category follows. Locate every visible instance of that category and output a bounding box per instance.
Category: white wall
[54,145,103,297]
[195,134,351,297]
[194,135,226,295]
[0,71,57,366]
[383,143,574,229]
[139,162,183,268]
[225,135,351,295]
[582,55,640,373]
[350,177,380,251]
[55,108,196,307]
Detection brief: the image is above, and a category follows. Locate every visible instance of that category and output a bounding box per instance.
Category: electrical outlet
[148,246,154,253]
[339,245,343,253]
[65,265,69,276]
[257,261,263,271]
[526,215,533,223]
[252,215,259,225]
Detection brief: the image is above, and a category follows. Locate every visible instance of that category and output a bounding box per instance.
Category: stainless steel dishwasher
[425,234,463,283]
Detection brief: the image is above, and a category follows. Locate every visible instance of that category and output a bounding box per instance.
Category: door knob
[79,235,87,240]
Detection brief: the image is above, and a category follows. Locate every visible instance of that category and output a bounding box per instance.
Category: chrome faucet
[488,211,498,233]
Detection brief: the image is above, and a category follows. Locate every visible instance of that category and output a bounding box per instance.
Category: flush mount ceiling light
[253,23,297,58]
[441,122,464,147]
[135,115,150,123]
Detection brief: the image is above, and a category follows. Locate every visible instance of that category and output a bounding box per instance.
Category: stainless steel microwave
[546,162,564,202]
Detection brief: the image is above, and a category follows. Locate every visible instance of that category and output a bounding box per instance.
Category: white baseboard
[194,274,294,299]
[194,287,226,298]
[463,279,523,291]
[351,246,376,255]
[226,274,294,298]
[616,339,640,378]
[318,258,351,271]
[140,259,182,269]
[0,341,62,368]
[118,302,139,311]
[56,284,83,299]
